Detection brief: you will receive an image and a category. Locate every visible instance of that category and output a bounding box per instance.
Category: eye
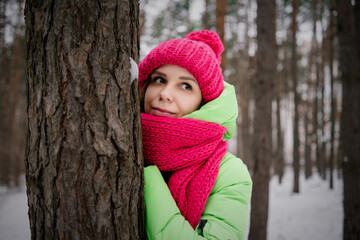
[152,76,165,84]
[180,83,193,90]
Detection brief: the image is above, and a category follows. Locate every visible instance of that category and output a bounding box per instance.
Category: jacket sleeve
[200,153,252,239]
[144,165,205,240]
[144,153,252,240]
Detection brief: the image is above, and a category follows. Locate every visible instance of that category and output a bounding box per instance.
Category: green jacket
[144,82,252,239]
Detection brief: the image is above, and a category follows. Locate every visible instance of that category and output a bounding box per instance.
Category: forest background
[0,0,359,239]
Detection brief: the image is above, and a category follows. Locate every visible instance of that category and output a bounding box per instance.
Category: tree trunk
[274,2,284,183]
[238,0,253,172]
[313,0,324,179]
[203,0,210,29]
[320,0,327,180]
[25,1,145,239]
[0,0,9,185]
[304,84,311,178]
[328,0,336,189]
[0,0,6,79]
[248,0,276,239]
[274,79,284,183]
[139,0,146,37]
[291,0,300,193]
[304,88,312,179]
[0,0,25,187]
[5,33,24,184]
[215,0,227,70]
[336,0,360,239]
[305,0,318,180]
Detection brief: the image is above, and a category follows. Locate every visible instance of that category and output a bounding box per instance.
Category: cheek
[143,91,150,112]
[144,88,155,112]
[190,90,202,109]
[192,96,202,111]
[181,94,202,114]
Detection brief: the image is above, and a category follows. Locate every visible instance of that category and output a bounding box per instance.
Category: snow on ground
[0,169,343,240]
[268,169,343,240]
[0,181,30,240]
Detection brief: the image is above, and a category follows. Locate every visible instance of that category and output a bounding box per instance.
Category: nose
[159,86,173,102]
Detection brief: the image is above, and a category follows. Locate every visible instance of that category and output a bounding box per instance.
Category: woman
[139,30,252,239]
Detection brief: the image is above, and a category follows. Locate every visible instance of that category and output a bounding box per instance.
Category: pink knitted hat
[138,30,224,103]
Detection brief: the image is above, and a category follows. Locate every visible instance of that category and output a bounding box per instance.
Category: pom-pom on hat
[138,30,224,103]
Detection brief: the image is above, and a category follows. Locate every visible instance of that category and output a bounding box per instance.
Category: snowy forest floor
[267,168,343,240]
[0,168,343,240]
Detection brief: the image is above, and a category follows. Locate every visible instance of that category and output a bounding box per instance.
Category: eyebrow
[152,71,198,85]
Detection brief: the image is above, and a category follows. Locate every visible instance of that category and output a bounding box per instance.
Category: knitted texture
[139,30,224,103]
[141,113,228,229]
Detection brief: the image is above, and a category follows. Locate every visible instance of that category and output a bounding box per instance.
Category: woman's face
[144,64,202,118]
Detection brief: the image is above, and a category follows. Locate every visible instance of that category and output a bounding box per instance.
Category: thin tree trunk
[304,78,312,179]
[328,0,336,189]
[0,0,7,82]
[305,0,318,179]
[0,0,25,186]
[139,0,147,37]
[273,1,284,183]
[275,80,284,183]
[8,0,24,131]
[313,0,322,178]
[3,33,24,186]
[336,0,360,239]
[0,0,9,185]
[304,90,312,178]
[0,0,9,127]
[291,0,300,193]
[305,0,317,179]
[215,0,227,70]
[238,0,253,172]
[319,0,327,179]
[8,36,21,132]
[313,56,321,175]
[25,1,145,239]
[203,0,210,29]
[249,0,276,239]
[281,33,291,172]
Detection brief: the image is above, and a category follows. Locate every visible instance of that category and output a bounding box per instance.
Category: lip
[151,107,175,117]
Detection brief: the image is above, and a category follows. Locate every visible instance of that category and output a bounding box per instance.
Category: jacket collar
[184,81,238,141]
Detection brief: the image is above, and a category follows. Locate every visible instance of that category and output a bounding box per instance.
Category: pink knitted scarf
[141,113,227,229]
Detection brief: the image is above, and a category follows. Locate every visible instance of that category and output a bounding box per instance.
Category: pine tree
[249,0,276,239]
[336,0,360,239]
[25,1,145,238]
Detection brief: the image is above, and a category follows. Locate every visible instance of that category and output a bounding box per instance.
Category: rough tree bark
[336,0,360,239]
[248,0,276,239]
[25,1,145,239]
